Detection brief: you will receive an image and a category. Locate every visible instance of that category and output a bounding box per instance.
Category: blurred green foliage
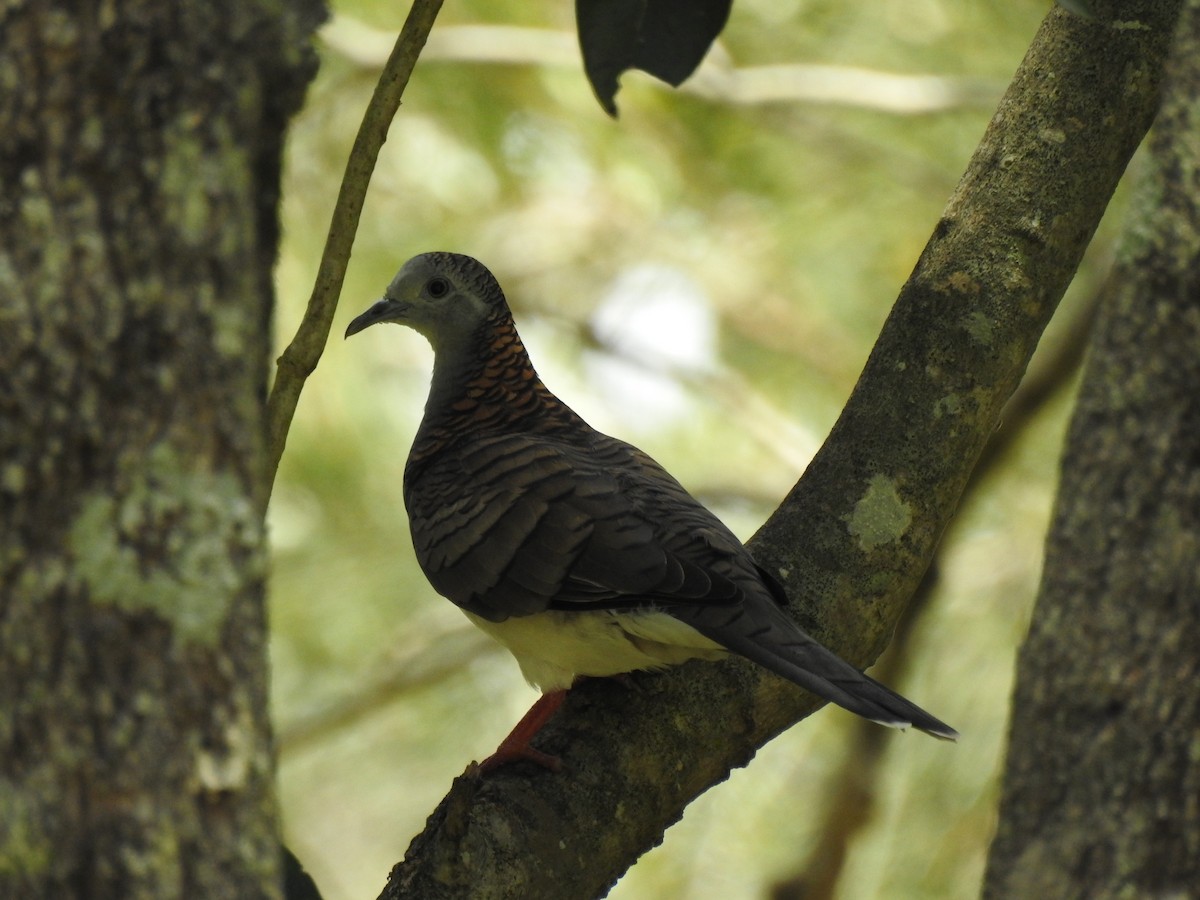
[269,1,1128,897]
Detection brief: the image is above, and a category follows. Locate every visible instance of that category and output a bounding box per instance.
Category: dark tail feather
[676,599,958,741]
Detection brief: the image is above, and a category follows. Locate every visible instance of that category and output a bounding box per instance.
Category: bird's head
[345,252,507,346]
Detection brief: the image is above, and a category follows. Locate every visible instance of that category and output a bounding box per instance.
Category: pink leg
[478,689,568,774]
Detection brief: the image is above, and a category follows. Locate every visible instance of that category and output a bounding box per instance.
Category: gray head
[344,252,509,346]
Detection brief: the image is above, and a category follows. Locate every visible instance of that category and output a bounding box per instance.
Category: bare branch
[264,0,445,507]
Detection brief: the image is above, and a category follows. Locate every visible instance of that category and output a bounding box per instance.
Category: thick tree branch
[384,3,1181,898]
[265,0,445,506]
[770,277,1098,899]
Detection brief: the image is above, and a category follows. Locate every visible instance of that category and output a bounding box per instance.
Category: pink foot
[478,689,568,774]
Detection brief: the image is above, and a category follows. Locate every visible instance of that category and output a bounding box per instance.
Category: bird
[345,251,957,771]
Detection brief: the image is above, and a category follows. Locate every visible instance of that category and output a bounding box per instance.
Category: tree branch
[771,273,1099,899]
[264,0,445,508]
[322,18,1005,114]
[983,0,1200,892]
[384,3,1181,897]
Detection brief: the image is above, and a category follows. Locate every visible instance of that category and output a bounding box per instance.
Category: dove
[345,252,956,770]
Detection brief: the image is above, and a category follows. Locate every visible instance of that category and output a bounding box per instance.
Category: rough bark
[983,2,1200,895]
[0,2,321,897]
[385,2,1182,898]
[772,260,1101,900]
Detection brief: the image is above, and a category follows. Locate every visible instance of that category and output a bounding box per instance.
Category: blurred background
[269,1,1129,897]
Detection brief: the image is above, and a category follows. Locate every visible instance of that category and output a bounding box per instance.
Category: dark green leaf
[577,0,733,116]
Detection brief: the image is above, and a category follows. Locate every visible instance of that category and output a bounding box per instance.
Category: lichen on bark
[0,2,323,896]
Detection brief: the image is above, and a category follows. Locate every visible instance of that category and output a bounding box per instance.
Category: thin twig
[264,0,445,509]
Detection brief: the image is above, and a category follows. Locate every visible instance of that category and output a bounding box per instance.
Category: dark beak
[345,299,403,338]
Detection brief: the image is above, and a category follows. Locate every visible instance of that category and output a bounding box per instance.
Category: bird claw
[473,688,568,775]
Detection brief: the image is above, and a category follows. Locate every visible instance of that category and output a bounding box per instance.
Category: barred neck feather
[408,309,586,477]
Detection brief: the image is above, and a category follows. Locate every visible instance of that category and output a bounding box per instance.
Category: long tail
[674,596,958,740]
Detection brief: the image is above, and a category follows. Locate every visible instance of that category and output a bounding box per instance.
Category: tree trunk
[983,3,1200,896]
[0,2,321,897]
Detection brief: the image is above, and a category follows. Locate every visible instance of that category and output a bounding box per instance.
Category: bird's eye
[427,277,450,298]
